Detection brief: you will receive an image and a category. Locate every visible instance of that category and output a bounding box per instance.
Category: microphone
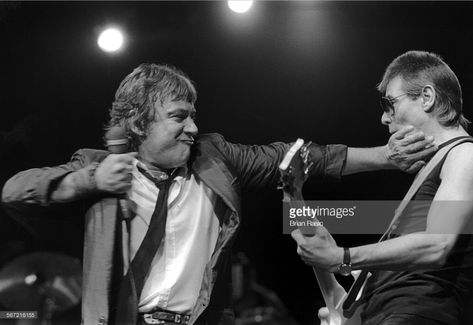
[105,126,129,155]
[105,126,132,221]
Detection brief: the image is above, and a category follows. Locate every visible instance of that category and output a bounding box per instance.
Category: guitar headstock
[278,139,314,201]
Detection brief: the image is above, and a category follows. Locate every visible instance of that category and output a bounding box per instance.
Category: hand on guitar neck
[291,227,342,272]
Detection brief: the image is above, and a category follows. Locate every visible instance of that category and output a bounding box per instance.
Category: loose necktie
[115,174,173,325]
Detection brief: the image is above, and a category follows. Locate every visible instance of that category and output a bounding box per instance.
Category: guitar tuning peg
[300,141,312,151]
[301,155,308,165]
[304,161,314,175]
[302,153,310,162]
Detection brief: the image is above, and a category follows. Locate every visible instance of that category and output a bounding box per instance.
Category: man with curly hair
[2,63,436,325]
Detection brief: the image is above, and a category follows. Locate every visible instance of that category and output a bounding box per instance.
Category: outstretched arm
[209,133,347,189]
[213,127,435,191]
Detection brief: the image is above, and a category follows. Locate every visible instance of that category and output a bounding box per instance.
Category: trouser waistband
[139,308,191,325]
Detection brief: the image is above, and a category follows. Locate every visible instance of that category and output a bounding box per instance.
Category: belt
[140,310,191,325]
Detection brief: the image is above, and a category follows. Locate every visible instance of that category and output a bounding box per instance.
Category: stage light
[97,28,124,53]
[227,1,253,14]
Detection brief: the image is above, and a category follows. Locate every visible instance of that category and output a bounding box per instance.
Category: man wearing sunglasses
[293,50,473,325]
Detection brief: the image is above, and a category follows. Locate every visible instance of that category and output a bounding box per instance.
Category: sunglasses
[379,93,409,114]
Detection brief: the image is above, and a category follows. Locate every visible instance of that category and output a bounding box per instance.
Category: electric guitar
[278,139,367,325]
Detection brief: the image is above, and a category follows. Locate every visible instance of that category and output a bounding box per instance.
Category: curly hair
[106,63,197,150]
[377,51,470,129]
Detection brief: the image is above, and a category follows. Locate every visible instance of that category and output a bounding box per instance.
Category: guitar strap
[342,136,473,316]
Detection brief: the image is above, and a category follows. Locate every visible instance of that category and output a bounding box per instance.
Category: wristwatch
[337,247,352,276]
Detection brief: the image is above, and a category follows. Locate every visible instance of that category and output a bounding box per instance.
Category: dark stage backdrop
[1,1,472,324]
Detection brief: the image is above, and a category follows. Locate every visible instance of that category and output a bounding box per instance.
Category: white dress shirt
[127,159,220,313]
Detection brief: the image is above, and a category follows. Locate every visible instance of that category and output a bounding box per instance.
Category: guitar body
[321,303,361,325]
[314,269,363,325]
[279,140,364,325]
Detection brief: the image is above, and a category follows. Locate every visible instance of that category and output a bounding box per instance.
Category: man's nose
[184,117,198,136]
[381,111,391,126]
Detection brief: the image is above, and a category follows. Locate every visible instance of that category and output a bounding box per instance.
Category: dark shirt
[361,137,473,325]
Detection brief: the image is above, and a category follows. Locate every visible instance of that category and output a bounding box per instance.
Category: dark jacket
[1,133,347,325]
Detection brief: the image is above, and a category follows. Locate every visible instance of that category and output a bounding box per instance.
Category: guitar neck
[285,196,343,311]
[278,139,354,324]
[312,268,344,311]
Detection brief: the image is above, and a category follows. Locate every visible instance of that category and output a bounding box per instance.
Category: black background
[1,1,472,324]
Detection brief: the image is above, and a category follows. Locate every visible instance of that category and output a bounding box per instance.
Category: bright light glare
[97,28,124,52]
[227,1,253,14]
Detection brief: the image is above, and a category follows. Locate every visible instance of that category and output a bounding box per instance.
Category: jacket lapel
[192,155,240,216]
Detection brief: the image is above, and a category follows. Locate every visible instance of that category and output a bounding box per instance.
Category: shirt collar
[133,159,188,182]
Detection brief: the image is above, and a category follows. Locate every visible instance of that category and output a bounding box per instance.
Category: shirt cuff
[308,143,347,181]
[324,144,347,181]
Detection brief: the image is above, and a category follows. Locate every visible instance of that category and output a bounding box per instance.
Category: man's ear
[421,85,435,112]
